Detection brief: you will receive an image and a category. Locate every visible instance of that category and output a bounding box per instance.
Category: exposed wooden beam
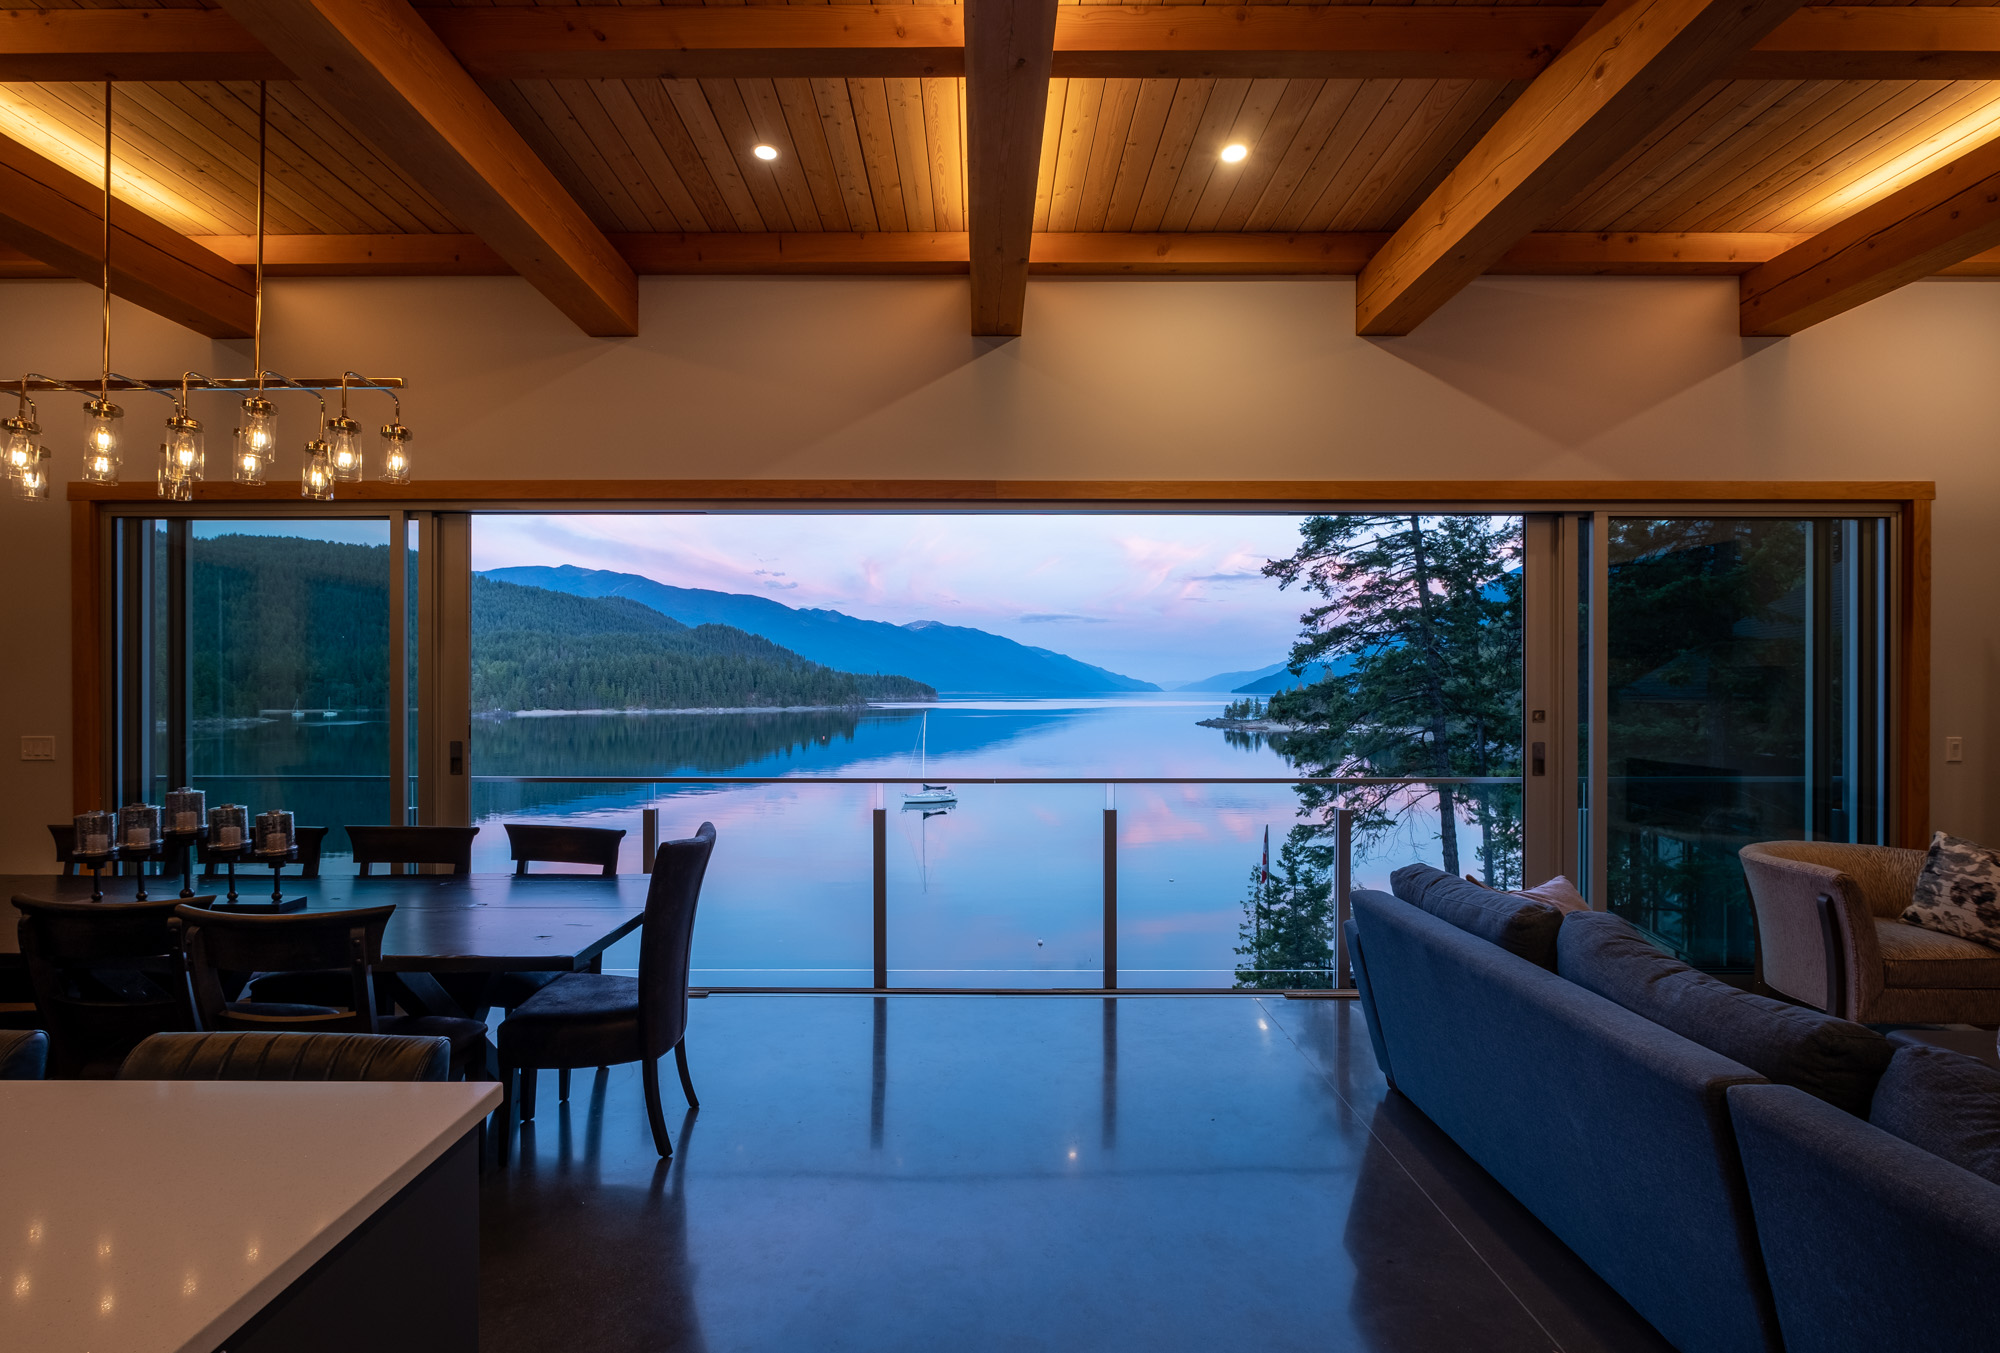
[965,0,1059,336]
[0,133,254,337]
[11,7,1998,84]
[1741,135,2000,335]
[213,0,637,335]
[1356,0,1809,336]
[165,230,2000,278]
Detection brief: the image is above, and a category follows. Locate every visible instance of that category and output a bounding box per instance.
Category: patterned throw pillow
[1902,832,2000,952]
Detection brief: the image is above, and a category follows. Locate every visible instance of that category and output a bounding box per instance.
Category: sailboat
[901,711,957,807]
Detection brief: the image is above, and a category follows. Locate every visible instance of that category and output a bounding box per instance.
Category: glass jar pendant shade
[326,415,364,481]
[232,426,266,485]
[236,395,278,462]
[380,420,412,484]
[158,412,202,500]
[17,447,49,500]
[300,438,334,500]
[80,398,121,483]
[3,412,37,481]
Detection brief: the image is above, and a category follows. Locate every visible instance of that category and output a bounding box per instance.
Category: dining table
[0,872,652,1023]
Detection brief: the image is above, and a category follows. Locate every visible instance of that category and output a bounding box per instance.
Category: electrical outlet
[1946,736,1965,763]
[20,735,54,761]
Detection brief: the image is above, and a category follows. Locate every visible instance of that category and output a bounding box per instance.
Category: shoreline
[1195,717,1293,733]
[484,704,925,718]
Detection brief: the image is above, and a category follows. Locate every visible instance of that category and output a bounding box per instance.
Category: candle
[118,803,160,851]
[73,810,114,857]
[208,804,247,850]
[254,809,293,856]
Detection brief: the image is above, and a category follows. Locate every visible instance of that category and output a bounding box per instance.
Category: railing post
[641,806,658,873]
[873,787,888,991]
[1103,784,1117,991]
[1335,805,1354,990]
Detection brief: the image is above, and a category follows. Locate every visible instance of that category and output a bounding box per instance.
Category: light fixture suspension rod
[101,78,112,404]
[254,81,265,394]
[16,376,403,392]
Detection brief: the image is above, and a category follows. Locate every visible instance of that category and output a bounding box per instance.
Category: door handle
[1531,741,1546,776]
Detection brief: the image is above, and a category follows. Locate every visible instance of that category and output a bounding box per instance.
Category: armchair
[1739,841,2000,1025]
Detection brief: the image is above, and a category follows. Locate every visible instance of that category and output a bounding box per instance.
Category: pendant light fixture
[78,80,121,486]
[5,80,409,508]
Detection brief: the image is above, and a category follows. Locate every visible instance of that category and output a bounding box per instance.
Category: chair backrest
[199,825,329,879]
[1740,840,1925,920]
[175,903,395,1035]
[46,824,80,876]
[504,822,625,876]
[637,823,716,1059]
[0,1029,47,1080]
[12,895,199,1077]
[345,825,479,876]
[118,1030,448,1081]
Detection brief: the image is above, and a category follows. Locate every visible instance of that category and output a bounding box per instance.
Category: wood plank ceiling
[4,0,2000,336]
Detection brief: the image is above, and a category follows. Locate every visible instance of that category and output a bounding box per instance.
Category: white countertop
[0,1080,501,1353]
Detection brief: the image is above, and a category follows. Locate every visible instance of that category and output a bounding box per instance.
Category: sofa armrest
[1729,1083,2000,1353]
[1740,850,1882,1018]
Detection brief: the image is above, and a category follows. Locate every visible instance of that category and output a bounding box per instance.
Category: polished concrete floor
[478,995,1674,1353]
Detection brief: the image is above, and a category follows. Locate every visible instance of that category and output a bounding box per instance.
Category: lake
[177,695,1476,987]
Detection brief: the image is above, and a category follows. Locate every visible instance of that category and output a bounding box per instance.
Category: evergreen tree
[1262,515,1523,885]
[1233,825,1336,989]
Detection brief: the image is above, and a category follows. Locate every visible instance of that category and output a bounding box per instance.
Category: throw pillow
[1389,863,1565,969]
[1902,831,2000,952]
[1515,875,1588,914]
[1869,1044,2000,1188]
[1559,911,1894,1116]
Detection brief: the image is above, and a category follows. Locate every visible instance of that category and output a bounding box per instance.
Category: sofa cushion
[1876,918,2000,990]
[1903,831,2000,952]
[1868,1044,2000,1187]
[1390,863,1565,969]
[1559,911,1894,1116]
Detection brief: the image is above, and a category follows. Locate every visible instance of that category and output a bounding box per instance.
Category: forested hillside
[187,535,932,716]
[471,576,935,710]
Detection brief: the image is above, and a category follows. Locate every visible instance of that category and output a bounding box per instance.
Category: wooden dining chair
[496,823,715,1163]
[175,903,493,1080]
[504,823,626,876]
[346,825,480,876]
[12,896,201,1077]
[199,825,329,879]
[46,824,81,876]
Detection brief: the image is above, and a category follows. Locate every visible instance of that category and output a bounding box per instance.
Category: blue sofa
[1352,867,2000,1353]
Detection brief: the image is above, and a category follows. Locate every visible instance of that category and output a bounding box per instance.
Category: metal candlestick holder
[115,841,166,901]
[163,827,207,900]
[73,849,115,901]
[204,842,305,914]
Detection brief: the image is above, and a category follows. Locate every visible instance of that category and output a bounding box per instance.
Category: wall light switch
[20,735,54,761]
[1946,736,1965,763]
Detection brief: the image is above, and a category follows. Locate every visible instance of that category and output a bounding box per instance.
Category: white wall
[2,271,1997,870]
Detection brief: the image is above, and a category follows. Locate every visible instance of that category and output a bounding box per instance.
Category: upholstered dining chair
[503,823,626,876]
[118,1030,450,1082]
[0,1029,47,1079]
[496,822,715,1163]
[12,896,200,1077]
[175,903,493,1080]
[1740,840,2000,1025]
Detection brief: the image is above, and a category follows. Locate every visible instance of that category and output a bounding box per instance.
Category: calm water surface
[178,696,1463,986]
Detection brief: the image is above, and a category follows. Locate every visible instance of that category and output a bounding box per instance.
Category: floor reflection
[480,996,1664,1353]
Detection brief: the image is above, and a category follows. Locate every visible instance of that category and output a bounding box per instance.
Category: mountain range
[480,565,1160,696]
[1175,659,1345,694]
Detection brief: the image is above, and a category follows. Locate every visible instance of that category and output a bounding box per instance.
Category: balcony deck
[480,994,1672,1352]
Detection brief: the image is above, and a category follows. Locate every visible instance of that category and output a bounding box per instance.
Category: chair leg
[642,1056,672,1158]
[519,1066,538,1122]
[559,1066,571,1102]
[674,1040,699,1109]
[497,1065,515,1168]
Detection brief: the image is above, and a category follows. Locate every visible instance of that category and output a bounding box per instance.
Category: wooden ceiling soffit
[0,133,253,338]
[166,230,2000,278]
[966,0,1060,337]
[1741,135,2000,336]
[213,0,637,336]
[8,7,2000,84]
[1355,0,1809,337]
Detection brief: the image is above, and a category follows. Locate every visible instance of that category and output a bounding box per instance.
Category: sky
[468,514,1321,687]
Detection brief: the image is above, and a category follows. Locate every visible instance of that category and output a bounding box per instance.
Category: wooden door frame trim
[67,477,1934,845]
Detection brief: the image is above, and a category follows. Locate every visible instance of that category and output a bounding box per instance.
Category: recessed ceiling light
[1220,143,1248,164]
[753,144,779,161]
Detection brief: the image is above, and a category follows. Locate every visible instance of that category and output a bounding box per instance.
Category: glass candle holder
[118,803,161,852]
[165,787,207,834]
[73,810,114,858]
[254,809,294,856]
[208,804,248,851]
